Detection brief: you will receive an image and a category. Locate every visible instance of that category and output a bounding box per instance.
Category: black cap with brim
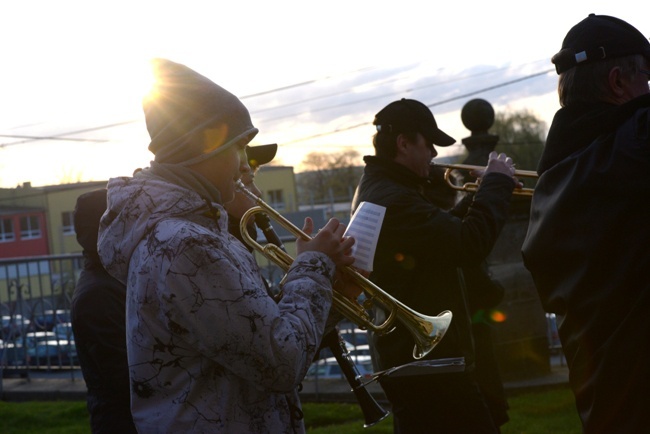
[247,143,277,167]
[552,14,650,74]
[422,125,456,147]
[374,99,456,147]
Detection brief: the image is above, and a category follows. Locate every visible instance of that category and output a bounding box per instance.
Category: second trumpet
[433,163,538,197]
[236,180,452,360]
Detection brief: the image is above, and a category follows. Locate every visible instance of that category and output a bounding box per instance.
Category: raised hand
[297,217,356,268]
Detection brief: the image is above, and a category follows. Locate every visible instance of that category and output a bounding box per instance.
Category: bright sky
[0,1,647,188]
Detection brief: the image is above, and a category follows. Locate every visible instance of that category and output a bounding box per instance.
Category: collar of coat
[540,93,650,175]
[362,155,432,190]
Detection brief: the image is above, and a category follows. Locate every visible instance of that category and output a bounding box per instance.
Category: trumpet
[236,180,452,360]
[433,163,538,197]
[252,211,390,427]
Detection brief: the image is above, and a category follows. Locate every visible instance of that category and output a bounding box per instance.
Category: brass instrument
[236,180,452,360]
[253,208,390,426]
[433,163,538,197]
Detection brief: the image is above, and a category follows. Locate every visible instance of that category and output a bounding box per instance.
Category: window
[20,215,41,239]
[0,218,15,242]
[61,211,75,235]
[267,189,285,209]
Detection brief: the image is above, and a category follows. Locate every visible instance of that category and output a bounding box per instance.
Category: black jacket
[71,255,137,434]
[522,94,650,433]
[352,156,514,371]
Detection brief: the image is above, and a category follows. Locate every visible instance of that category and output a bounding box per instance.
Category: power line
[281,68,555,145]
[0,65,377,148]
[253,63,519,120]
[240,65,378,99]
[0,120,140,148]
[0,62,552,149]
[0,135,108,146]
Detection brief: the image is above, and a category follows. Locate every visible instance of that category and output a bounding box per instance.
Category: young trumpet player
[225,144,387,427]
[97,58,356,434]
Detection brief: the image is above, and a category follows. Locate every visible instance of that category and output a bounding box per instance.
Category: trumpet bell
[409,310,453,360]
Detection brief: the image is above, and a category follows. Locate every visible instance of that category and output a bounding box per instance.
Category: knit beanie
[144,58,259,166]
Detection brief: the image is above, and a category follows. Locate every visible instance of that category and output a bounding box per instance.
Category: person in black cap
[351,98,518,433]
[522,14,650,433]
[70,189,137,434]
[96,58,357,433]
[225,143,278,251]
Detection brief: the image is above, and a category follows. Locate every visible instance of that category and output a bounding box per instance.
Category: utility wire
[0,134,108,145]
[252,63,515,119]
[281,68,555,145]
[0,61,551,148]
[239,65,378,99]
[0,120,139,148]
[0,65,377,148]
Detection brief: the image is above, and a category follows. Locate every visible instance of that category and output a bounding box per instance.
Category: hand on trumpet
[297,217,357,268]
[333,269,366,301]
[470,151,524,190]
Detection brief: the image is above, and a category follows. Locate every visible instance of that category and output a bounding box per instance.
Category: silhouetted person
[352,98,518,433]
[523,14,650,433]
[70,188,136,434]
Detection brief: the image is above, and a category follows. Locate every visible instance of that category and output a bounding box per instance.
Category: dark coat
[522,94,650,433]
[71,255,137,434]
[352,156,514,371]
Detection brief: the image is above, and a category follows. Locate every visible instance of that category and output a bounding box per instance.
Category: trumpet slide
[433,163,538,197]
[236,180,452,360]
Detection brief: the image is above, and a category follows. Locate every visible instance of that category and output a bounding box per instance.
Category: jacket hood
[98,174,219,284]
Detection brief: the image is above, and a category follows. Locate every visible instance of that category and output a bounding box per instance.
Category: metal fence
[1,253,82,380]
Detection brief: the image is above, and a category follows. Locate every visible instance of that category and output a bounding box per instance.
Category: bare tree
[492,109,546,172]
[297,149,363,205]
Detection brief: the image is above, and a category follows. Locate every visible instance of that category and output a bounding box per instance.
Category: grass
[0,386,581,433]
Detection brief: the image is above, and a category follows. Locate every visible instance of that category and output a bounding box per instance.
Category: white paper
[344,202,386,272]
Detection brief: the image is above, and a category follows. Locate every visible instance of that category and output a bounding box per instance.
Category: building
[0,165,299,260]
[0,181,108,259]
[254,165,299,213]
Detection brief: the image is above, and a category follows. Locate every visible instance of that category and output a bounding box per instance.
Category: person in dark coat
[522,14,650,434]
[352,98,517,433]
[70,188,137,434]
[427,166,510,431]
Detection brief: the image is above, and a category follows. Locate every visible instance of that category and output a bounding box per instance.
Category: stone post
[458,99,550,380]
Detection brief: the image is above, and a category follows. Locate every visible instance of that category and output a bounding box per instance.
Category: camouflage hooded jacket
[97,174,335,433]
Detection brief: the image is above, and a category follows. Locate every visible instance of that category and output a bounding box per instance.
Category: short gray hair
[557,54,645,106]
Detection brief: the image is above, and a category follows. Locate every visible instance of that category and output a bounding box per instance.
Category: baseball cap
[373,99,456,147]
[246,143,277,169]
[552,14,650,74]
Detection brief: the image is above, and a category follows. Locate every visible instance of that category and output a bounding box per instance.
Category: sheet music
[344,202,386,272]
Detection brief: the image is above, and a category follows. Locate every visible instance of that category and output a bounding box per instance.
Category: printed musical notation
[344,202,386,272]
